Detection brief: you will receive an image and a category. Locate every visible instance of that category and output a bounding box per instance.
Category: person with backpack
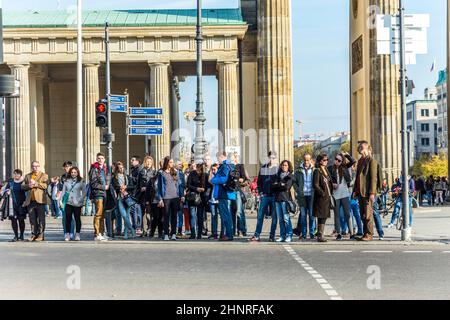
[49,176,62,219]
[146,160,164,239]
[293,153,315,240]
[59,161,75,236]
[186,162,208,239]
[59,167,86,241]
[425,175,435,206]
[111,162,135,240]
[207,163,222,239]
[211,151,237,241]
[89,153,111,242]
[250,151,279,242]
[328,152,356,241]
[352,141,379,241]
[272,160,295,243]
[137,156,157,237]
[0,169,27,242]
[233,152,250,237]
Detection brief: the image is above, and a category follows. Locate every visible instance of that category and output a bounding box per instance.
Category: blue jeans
[210,202,224,236]
[177,210,184,230]
[390,196,413,227]
[130,204,142,230]
[114,208,122,234]
[84,198,95,216]
[350,198,363,235]
[426,191,433,206]
[51,200,62,218]
[218,199,233,239]
[276,202,293,240]
[236,191,247,233]
[372,197,384,237]
[300,195,315,238]
[253,196,277,238]
[118,199,133,236]
[189,205,205,236]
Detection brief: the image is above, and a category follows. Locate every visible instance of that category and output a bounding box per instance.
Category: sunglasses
[322,159,329,162]
[335,158,342,163]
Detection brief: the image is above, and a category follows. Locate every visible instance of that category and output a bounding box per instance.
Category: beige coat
[22,172,49,206]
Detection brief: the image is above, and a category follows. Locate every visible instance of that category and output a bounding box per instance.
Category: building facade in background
[406,89,438,161]
[436,69,448,153]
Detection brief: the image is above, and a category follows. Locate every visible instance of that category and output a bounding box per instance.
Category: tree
[340,141,350,154]
[411,154,448,177]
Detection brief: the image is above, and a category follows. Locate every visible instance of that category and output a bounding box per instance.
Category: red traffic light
[96,103,106,113]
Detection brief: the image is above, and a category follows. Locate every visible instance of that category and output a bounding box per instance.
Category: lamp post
[193,0,206,162]
[76,0,84,175]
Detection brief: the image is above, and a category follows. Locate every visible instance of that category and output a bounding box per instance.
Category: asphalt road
[1,207,450,300]
[1,241,450,300]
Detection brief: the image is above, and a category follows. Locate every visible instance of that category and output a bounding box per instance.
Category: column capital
[83,62,101,68]
[8,63,30,70]
[217,60,239,66]
[148,62,170,68]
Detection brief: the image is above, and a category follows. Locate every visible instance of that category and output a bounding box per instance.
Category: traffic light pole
[105,23,113,171]
[399,0,411,241]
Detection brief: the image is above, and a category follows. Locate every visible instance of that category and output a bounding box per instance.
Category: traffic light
[95,100,108,128]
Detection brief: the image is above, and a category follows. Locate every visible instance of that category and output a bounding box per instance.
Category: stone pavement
[1,205,449,244]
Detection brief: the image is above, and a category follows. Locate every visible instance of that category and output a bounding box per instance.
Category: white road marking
[324,251,352,253]
[282,245,343,300]
[362,251,393,253]
[403,251,433,253]
[443,251,450,253]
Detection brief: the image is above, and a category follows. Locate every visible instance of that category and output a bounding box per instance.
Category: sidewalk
[1,205,449,244]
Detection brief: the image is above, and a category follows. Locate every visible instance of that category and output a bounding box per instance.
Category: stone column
[148,63,171,165]
[8,64,31,173]
[170,76,181,159]
[217,61,240,151]
[83,63,101,173]
[257,0,294,164]
[447,0,450,179]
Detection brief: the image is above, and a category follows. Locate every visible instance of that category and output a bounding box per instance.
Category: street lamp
[193,0,206,163]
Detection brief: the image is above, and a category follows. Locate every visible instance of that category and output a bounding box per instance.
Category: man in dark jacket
[89,153,111,241]
[211,151,237,241]
[233,152,250,237]
[352,141,378,241]
[293,153,315,239]
[250,151,279,242]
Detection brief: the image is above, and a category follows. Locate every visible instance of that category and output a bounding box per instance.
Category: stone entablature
[2,26,248,64]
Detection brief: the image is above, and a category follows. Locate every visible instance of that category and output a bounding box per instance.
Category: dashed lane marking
[323,250,353,253]
[362,251,393,253]
[403,251,433,253]
[282,245,343,300]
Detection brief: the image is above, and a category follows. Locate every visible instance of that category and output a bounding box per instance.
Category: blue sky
[2,0,447,139]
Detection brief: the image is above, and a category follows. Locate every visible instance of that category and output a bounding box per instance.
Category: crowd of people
[0,140,408,243]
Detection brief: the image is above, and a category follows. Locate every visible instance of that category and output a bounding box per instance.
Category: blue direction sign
[110,95,127,103]
[110,104,127,112]
[109,94,128,113]
[129,127,163,136]
[130,119,163,126]
[130,107,163,116]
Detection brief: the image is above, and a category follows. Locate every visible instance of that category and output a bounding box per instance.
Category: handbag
[61,182,78,209]
[323,175,335,209]
[123,194,138,208]
[287,199,297,214]
[186,192,202,207]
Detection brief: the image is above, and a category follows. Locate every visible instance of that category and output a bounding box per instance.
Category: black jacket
[187,170,208,205]
[272,171,294,203]
[137,168,156,200]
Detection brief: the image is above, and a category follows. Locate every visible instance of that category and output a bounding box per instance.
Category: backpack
[224,165,241,191]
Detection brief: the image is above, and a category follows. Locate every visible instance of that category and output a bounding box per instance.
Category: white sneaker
[164,235,170,241]
[285,237,292,243]
[276,238,285,242]
[95,235,104,241]
[74,233,81,241]
[171,234,177,241]
[386,224,394,229]
[64,233,70,241]
[102,233,110,240]
[379,236,384,241]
